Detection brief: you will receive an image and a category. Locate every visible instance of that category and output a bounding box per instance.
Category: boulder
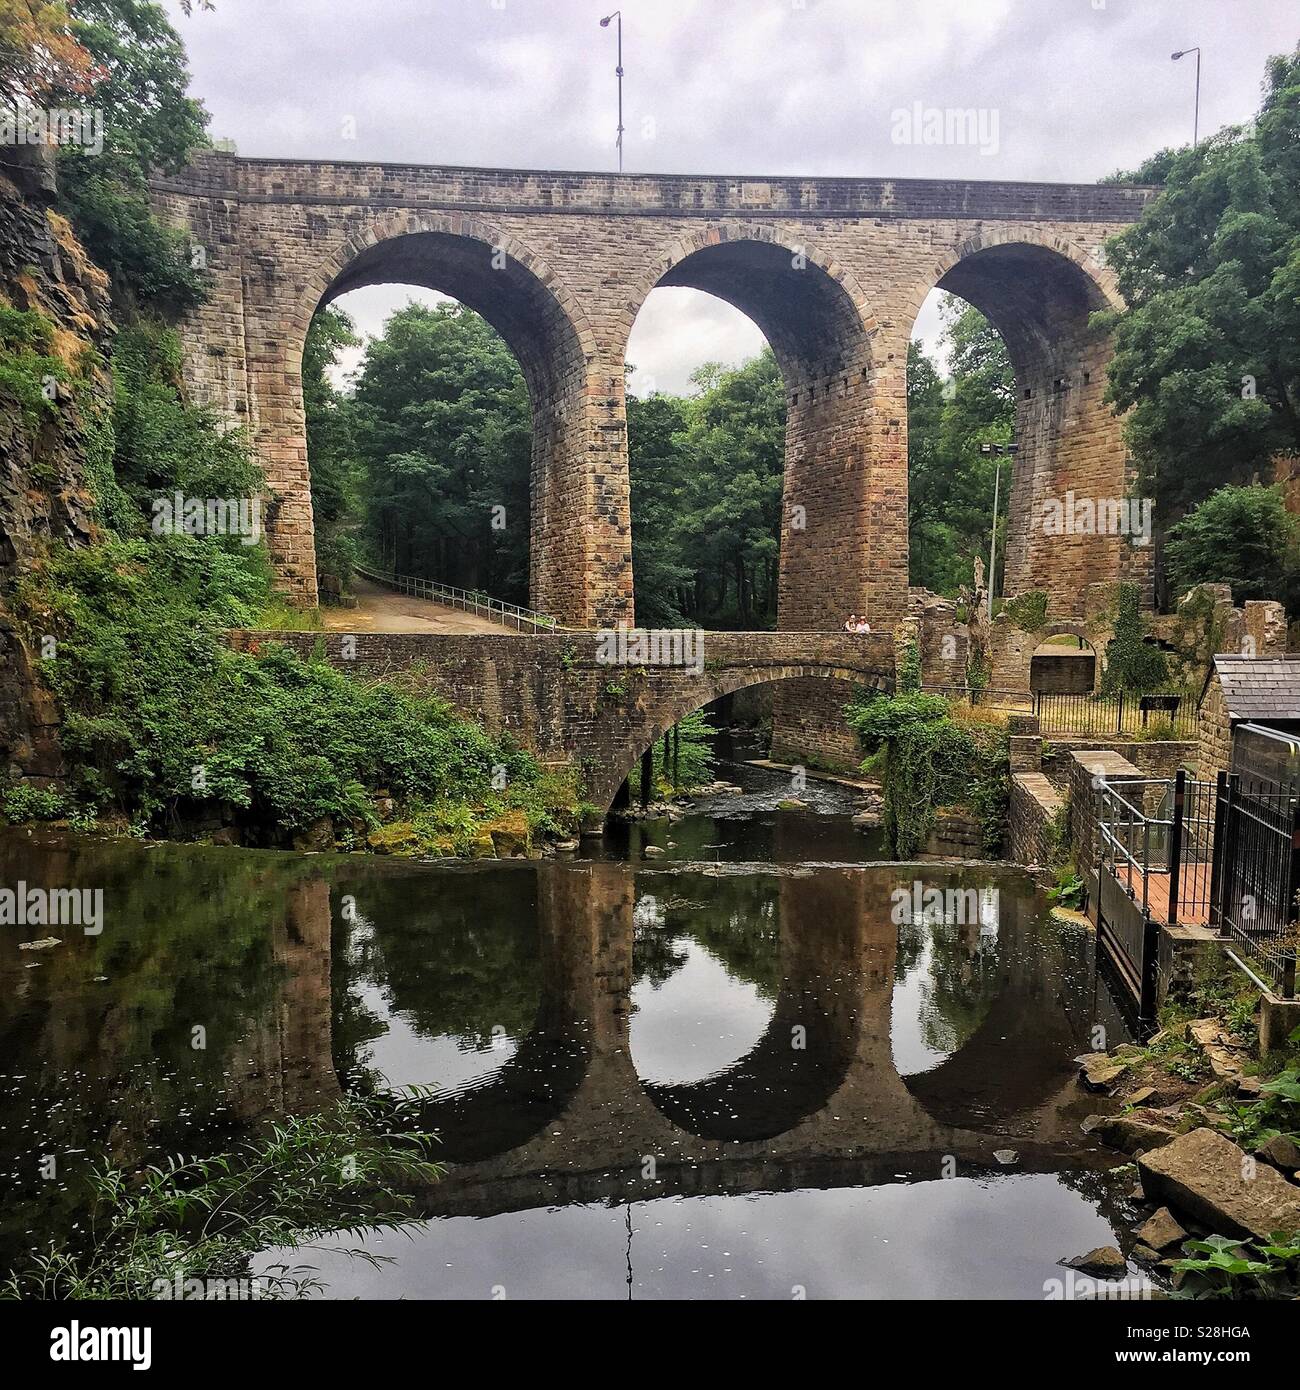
[1138,1128,1300,1240]
[1082,1113,1176,1155]
[292,816,335,853]
[1185,1018,1247,1081]
[1062,1246,1128,1279]
[1255,1134,1300,1173]
[1077,1053,1128,1092]
[484,810,530,859]
[1136,1206,1187,1252]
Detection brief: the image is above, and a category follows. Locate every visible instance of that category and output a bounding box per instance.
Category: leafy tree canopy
[1101,46,1300,519]
[1164,483,1300,608]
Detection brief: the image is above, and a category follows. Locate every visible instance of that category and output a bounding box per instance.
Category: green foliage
[1100,46,1300,525]
[907,301,1015,595]
[0,1092,443,1300]
[1047,864,1085,910]
[1100,583,1170,695]
[346,302,531,602]
[1002,588,1049,631]
[303,307,363,591]
[12,534,564,840]
[1,783,68,823]
[847,690,1009,857]
[97,320,260,526]
[896,639,921,693]
[47,0,212,312]
[0,304,68,425]
[652,708,715,792]
[1165,484,1300,610]
[1170,1232,1300,1300]
[627,351,785,628]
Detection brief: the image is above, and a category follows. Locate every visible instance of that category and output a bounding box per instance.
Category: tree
[1164,483,1300,609]
[675,350,785,628]
[1101,46,1300,526]
[347,302,531,603]
[625,384,694,626]
[303,307,362,591]
[47,0,211,311]
[0,0,93,108]
[907,298,1015,595]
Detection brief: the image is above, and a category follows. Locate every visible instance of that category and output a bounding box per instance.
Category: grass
[0,1092,442,1301]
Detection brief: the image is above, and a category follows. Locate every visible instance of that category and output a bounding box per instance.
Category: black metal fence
[1095,769,1298,1008]
[924,685,1197,738]
[1211,772,1300,998]
[1034,689,1197,739]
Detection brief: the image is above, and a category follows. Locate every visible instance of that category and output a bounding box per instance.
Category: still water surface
[0,758,1137,1299]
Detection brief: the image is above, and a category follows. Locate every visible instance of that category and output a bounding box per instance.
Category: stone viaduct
[230,627,894,813]
[153,154,1157,632]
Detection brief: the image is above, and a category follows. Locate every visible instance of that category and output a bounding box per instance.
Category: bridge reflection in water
[318,858,1124,1220]
[0,833,1132,1295]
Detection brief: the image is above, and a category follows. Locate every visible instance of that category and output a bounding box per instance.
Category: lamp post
[980,442,1019,623]
[1171,47,1201,147]
[599,11,624,172]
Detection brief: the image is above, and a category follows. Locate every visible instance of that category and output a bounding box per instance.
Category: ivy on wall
[847,691,1009,859]
[1100,582,1170,695]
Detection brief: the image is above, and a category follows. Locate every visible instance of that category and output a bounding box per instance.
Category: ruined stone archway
[902,229,1143,617]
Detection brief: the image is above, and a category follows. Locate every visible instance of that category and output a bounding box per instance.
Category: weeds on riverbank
[0,1093,442,1301]
[846,689,1009,857]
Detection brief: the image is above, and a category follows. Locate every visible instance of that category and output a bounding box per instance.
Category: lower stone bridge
[229,629,894,813]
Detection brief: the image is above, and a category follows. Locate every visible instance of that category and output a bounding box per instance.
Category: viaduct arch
[152,156,1157,632]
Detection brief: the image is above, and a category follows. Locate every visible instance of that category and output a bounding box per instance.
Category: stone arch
[270,211,622,627]
[618,226,880,636]
[1029,624,1098,696]
[593,665,888,815]
[617,223,878,384]
[617,227,886,772]
[902,227,1140,619]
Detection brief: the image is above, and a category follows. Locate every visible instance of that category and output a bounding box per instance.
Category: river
[0,745,1141,1299]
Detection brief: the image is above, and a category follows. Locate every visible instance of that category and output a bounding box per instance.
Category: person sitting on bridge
[855,617,871,634]
[844,613,859,632]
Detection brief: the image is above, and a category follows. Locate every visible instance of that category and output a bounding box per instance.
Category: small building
[1198,655,1300,787]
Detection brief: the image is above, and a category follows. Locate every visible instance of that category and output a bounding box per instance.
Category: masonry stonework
[153,156,1154,633]
[227,629,893,814]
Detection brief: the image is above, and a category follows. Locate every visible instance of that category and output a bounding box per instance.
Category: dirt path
[321,576,519,635]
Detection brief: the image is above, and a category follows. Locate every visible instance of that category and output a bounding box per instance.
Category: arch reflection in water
[0,834,1132,1286]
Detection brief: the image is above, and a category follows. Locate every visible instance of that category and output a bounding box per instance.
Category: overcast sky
[162,0,1298,392]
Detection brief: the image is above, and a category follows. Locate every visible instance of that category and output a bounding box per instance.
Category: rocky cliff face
[0,145,114,785]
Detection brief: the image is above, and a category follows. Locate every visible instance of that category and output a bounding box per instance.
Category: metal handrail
[354,563,572,633]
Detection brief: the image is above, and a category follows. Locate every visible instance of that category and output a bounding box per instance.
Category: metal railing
[924,685,1196,738]
[354,564,569,633]
[1211,772,1300,998]
[1096,770,1298,999]
[1036,689,1197,738]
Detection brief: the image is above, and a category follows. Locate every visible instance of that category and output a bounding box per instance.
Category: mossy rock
[484,809,531,858]
[366,822,420,856]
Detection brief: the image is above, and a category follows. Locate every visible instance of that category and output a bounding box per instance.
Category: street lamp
[980,442,1019,622]
[599,11,625,173]
[1171,47,1201,147]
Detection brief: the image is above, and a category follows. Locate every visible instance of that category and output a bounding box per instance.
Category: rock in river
[1138,1128,1300,1240]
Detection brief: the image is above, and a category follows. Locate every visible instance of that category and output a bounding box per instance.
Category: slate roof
[1209,656,1300,724]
